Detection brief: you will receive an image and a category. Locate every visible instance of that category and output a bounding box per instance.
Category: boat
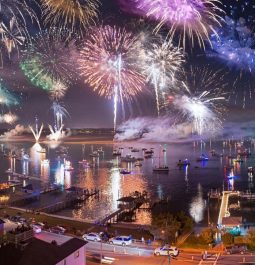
[64,161,74,171]
[22,154,30,161]
[144,150,154,155]
[177,159,190,167]
[248,167,254,173]
[131,148,139,153]
[134,162,142,167]
[37,148,46,154]
[233,155,243,163]
[153,147,169,173]
[41,159,50,165]
[136,157,144,161]
[142,148,147,151]
[153,166,169,172]
[89,151,99,158]
[144,154,152,159]
[112,150,121,156]
[97,147,104,153]
[197,154,209,162]
[121,155,136,163]
[120,169,131,175]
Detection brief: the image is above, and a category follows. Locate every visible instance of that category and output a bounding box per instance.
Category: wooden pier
[95,194,147,225]
[37,188,100,214]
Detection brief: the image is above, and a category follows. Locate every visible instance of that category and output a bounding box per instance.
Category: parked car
[33,222,45,228]
[154,245,179,257]
[92,253,115,264]
[49,226,66,235]
[109,236,132,246]
[32,225,42,234]
[225,245,247,254]
[82,232,101,242]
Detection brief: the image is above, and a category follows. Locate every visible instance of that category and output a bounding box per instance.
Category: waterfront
[0,137,255,225]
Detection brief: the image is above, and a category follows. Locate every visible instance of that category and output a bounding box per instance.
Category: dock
[217,190,255,226]
[37,188,100,214]
[95,194,147,225]
[6,171,47,183]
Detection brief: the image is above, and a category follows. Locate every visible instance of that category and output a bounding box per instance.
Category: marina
[0,139,254,226]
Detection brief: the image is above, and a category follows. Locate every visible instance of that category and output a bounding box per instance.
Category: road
[86,242,255,265]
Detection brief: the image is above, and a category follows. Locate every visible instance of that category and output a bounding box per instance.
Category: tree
[247,229,255,247]
[222,233,234,246]
[200,228,214,244]
[151,213,181,242]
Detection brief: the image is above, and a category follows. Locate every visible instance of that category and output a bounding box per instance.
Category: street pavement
[86,241,255,265]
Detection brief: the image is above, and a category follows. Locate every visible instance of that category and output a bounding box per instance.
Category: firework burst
[78,25,145,130]
[123,0,224,49]
[20,29,75,91]
[0,81,19,107]
[0,112,18,124]
[0,0,40,67]
[49,80,68,101]
[41,0,100,36]
[171,67,227,135]
[140,40,185,115]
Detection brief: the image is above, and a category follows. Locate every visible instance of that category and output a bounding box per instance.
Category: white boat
[134,162,142,167]
[41,159,50,165]
[89,151,99,158]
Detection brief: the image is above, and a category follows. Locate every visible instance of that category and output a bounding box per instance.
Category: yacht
[153,166,169,173]
[120,169,131,175]
[177,159,190,167]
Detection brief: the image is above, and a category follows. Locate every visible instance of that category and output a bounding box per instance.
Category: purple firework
[118,0,224,49]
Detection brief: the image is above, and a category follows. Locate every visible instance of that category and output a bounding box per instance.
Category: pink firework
[78,25,145,100]
[118,0,224,49]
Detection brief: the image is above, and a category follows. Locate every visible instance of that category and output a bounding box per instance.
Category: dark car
[49,226,66,235]
[225,245,247,254]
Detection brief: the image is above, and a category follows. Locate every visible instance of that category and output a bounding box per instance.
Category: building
[0,231,87,265]
[0,219,5,236]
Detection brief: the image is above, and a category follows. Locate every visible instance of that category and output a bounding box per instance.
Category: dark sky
[0,0,255,129]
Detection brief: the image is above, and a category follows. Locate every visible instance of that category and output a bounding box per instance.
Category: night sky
[1,0,255,129]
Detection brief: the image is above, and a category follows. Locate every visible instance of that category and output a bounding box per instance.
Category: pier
[37,188,100,214]
[217,190,255,226]
[95,194,147,225]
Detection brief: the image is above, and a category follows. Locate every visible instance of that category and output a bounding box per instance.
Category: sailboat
[153,147,169,173]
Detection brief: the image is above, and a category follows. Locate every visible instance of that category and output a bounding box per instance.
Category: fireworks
[141,40,184,115]
[20,29,75,91]
[0,112,18,124]
[210,16,255,72]
[0,82,19,107]
[51,101,69,131]
[49,80,68,101]
[41,0,100,35]
[0,17,25,59]
[78,25,145,130]
[124,0,224,49]
[171,67,227,135]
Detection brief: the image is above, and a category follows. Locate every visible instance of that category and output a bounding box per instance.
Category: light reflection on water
[0,140,254,224]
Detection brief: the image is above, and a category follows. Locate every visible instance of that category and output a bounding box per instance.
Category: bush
[222,233,234,246]
[200,228,214,244]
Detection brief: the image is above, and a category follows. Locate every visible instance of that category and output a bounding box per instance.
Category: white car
[109,236,132,246]
[82,232,101,242]
[32,225,42,234]
[154,246,179,257]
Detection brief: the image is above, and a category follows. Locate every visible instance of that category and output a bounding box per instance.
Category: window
[64,259,66,265]
[75,251,79,258]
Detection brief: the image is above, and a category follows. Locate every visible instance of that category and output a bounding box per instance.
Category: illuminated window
[75,251,79,258]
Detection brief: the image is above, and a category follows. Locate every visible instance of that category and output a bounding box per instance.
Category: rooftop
[35,231,72,245]
[222,216,242,226]
[0,236,87,265]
